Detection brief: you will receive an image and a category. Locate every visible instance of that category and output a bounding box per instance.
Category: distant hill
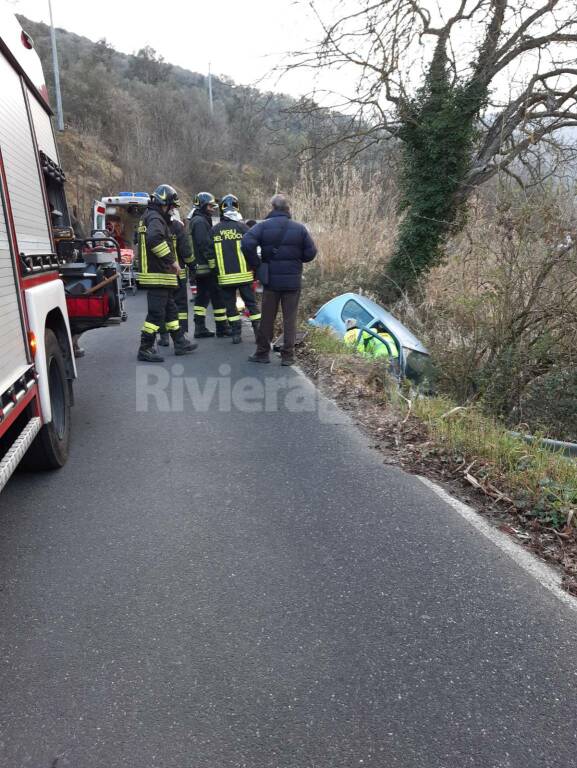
[18,15,340,224]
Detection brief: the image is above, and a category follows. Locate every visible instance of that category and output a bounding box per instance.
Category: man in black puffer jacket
[241,194,317,365]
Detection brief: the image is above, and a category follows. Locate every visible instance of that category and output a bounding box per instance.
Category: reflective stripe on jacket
[137,207,178,288]
[212,220,251,285]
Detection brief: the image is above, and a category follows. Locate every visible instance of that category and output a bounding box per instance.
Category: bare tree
[290,0,577,294]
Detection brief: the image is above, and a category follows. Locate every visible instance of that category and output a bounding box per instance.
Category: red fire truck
[0,8,122,491]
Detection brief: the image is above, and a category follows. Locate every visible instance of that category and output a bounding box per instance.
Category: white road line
[297,359,577,612]
[418,476,577,614]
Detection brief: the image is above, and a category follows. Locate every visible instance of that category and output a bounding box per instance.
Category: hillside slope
[18,15,324,219]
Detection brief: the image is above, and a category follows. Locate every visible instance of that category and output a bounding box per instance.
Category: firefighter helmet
[151,184,180,207]
[194,191,217,209]
[220,194,239,213]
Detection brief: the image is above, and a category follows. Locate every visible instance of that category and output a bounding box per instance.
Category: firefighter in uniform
[136,184,197,362]
[189,192,229,338]
[158,209,195,346]
[212,194,261,344]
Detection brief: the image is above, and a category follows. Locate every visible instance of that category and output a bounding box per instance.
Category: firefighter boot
[173,332,198,355]
[251,320,260,340]
[194,318,215,338]
[138,334,164,363]
[216,321,232,338]
[158,332,170,347]
[231,320,242,344]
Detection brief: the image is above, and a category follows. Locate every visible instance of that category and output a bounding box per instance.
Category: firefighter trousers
[221,283,261,329]
[140,287,179,346]
[161,275,189,334]
[194,272,227,326]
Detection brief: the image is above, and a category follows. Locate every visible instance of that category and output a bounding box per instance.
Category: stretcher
[119,248,137,295]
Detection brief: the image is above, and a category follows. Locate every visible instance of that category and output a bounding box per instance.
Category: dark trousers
[256,288,300,360]
[194,272,227,326]
[141,287,179,346]
[161,275,188,334]
[221,283,261,326]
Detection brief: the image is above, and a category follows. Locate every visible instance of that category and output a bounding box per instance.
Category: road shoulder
[296,340,577,601]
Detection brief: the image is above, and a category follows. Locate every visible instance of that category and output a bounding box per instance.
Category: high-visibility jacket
[137,206,178,288]
[344,327,372,352]
[344,328,399,358]
[367,332,399,359]
[212,219,251,286]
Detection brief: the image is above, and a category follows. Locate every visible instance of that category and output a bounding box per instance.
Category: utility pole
[48,0,64,131]
[208,62,214,116]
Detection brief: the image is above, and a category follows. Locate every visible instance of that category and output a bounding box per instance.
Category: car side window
[341,299,373,328]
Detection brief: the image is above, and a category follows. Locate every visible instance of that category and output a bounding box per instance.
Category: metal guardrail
[509,432,577,459]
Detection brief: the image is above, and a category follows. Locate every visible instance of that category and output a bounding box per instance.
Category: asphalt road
[1,292,577,768]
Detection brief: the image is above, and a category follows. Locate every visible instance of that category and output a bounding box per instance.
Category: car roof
[317,293,429,354]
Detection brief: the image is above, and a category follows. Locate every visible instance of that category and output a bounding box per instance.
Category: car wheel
[22,329,71,470]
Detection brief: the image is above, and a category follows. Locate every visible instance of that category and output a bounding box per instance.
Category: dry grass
[291,166,398,317]
[391,186,577,436]
[295,163,577,439]
[303,326,355,357]
[413,395,577,528]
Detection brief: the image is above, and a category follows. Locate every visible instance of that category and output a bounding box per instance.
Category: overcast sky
[7,0,335,98]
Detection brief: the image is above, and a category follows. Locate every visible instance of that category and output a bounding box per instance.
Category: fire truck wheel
[24,329,71,470]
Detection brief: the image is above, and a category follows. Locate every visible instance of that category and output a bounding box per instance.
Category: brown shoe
[248,354,270,364]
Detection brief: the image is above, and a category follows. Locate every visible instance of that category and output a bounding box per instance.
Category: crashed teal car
[308,293,433,385]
